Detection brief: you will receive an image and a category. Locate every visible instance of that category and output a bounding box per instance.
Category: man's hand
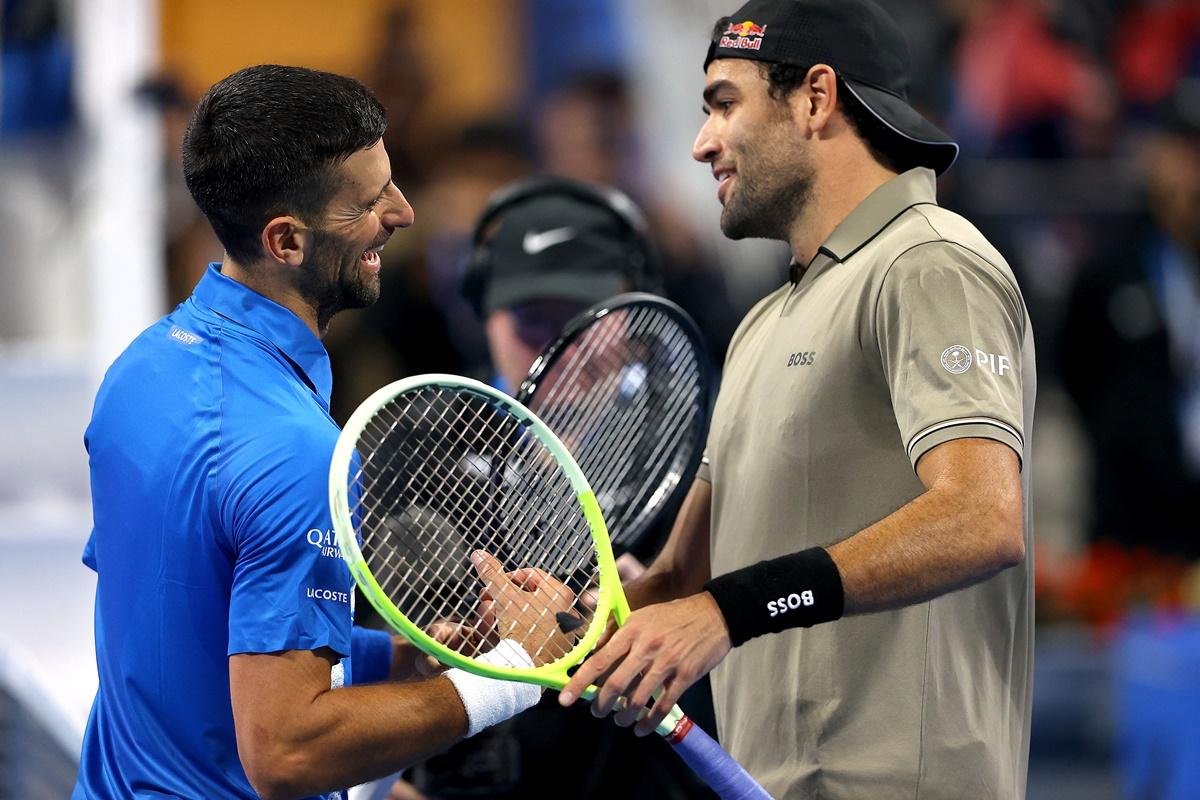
[388,637,442,682]
[389,620,486,681]
[558,591,731,737]
[472,551,580,666]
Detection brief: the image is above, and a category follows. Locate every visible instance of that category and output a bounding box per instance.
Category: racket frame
[329,373,632,693]
[516,292,714,552]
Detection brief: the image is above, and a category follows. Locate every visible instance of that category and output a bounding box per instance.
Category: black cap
[467,179,654,315]
[705,0,959,175]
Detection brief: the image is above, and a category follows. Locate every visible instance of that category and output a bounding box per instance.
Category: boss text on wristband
[703,546,845,647]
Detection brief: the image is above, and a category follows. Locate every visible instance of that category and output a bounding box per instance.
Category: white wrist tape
[444,639,540,738]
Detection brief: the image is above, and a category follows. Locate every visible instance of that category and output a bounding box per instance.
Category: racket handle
[664,713,773,799]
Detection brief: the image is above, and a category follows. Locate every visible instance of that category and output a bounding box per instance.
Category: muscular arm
[561,437,1025,734]
[830,437,1024,613]
[231,649,466,800]
[624,478,712,610]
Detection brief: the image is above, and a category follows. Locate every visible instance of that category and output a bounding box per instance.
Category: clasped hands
[559,590,731,737]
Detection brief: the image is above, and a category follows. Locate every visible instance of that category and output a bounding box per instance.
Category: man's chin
[720,207,758,241]
[344,270,382,309]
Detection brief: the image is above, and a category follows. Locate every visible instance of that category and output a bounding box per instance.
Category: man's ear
[261,216,308,267]
[797,64,838,134]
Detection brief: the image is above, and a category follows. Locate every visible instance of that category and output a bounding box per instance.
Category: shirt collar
[192,263,333,403]
[817,167,939,264]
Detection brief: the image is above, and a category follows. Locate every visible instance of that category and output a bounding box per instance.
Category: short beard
[720,103,816,242]
[299,228,381,334]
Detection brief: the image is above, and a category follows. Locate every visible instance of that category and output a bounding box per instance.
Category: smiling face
[299,139,414,328]
[692,59,816,242]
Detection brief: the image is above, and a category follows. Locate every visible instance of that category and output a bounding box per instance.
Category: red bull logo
[719,19,767,50]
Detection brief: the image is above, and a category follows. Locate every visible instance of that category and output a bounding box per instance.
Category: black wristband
[704,547,845,647]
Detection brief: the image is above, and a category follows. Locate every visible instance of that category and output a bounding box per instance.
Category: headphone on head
[461,175,661,317]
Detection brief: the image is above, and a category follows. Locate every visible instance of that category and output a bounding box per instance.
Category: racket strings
[346,386,599,666]
[357,402,581,661]
[535,309,699,475]
[527,306,706,547]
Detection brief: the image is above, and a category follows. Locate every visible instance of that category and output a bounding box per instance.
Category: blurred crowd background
[2,0,1200,797]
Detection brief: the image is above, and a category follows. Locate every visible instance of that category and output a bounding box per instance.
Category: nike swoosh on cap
[522,227,576,255]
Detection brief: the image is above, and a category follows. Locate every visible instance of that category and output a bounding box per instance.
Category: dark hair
[753,61,906,173]
[182,65,387,265]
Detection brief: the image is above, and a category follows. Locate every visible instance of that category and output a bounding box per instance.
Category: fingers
[590,640,649,717]
[634,679,687,737]
[615,663,673,728]
[507,567,547,590]
[615,552,647,582]
[470,550,507,596]
[415,653,443,677]
[559,629,631,706]
[511,567,576,613]
[594,618,618,650]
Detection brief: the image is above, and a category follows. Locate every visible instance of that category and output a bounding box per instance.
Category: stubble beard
[301,229,382,333]
[720,120,816,243]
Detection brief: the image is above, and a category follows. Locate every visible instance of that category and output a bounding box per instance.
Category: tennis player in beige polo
[560,1,1035,798]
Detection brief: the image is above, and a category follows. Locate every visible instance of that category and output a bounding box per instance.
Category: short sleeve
[875,243,1027,469]
[224,425,353,657]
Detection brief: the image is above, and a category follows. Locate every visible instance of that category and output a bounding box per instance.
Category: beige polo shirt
[698,168,1035,799]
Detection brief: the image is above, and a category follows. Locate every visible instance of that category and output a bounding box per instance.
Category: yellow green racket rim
[329,374,629,691]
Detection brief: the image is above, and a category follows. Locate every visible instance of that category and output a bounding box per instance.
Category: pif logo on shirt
[941,345,1010,376]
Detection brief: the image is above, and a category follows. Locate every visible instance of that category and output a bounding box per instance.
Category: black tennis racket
[515,293,713,554]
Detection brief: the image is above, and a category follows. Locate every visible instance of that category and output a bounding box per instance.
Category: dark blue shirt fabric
[74,264,357,799]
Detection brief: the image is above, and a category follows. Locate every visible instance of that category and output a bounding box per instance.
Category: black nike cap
[705,0,960,175]
[467,178,658,315]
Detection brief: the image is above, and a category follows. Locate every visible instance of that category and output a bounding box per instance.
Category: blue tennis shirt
[75,265,368,799]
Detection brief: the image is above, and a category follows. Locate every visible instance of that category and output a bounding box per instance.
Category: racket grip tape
[666,715,774,799]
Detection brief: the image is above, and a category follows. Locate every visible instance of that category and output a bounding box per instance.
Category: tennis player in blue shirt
[75,65,556,800]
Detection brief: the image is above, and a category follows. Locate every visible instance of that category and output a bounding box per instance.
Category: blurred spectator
[537,71,634,188]
[367,4,432,192]
[1115,0,1200,111]
[1059,78,1200,559]
[0,0,74,138]
[524,0,626,99]
[947,0,1118,158]
[135,74,222,306]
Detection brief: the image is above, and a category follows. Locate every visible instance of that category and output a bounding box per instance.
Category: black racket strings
[531,307,702,507]
[346,386,600,664]
[527,305,705,547]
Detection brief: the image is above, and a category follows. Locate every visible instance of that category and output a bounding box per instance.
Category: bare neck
[788,154,899,269]
[220,256,323,338]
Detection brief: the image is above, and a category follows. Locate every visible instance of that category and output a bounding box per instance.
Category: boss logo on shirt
[307,528,343,559]
[940,345,1011,376]
[786,351,817,367]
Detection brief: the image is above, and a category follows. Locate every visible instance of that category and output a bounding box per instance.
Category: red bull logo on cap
[719,19,767,50]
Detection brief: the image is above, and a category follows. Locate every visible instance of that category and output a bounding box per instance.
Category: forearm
[234,654,468,800]
[279,678,466,793]
[705,439,1024,644]
[828,455,1024,615]
[626,479,713,610]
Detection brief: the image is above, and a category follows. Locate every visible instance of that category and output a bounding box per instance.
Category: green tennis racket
[328,374,770,799]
